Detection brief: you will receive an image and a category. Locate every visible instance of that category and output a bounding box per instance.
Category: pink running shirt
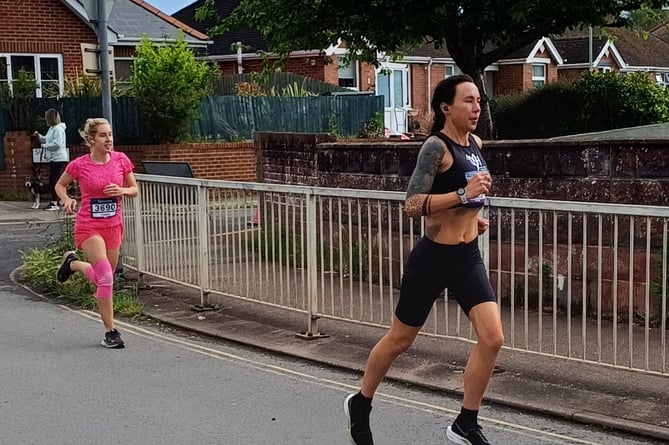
[66,151,134,230]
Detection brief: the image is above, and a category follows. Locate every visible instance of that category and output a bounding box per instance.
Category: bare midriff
[425,205,481,244]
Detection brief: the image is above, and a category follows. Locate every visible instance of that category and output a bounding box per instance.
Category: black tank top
[429,132,487,207]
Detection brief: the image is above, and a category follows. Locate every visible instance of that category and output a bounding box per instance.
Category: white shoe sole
[343,393,356,445]
[446,426,471,445]
[101,340,125,349]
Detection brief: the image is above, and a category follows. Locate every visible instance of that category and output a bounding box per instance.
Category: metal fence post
[481,202,490,272]
[196,185,213,310]
[132,192,145,288]
[297,190,328,339]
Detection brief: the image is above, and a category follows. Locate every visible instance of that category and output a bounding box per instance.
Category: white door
[376,63,409,135]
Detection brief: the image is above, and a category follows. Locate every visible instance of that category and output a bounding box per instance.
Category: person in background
[54,118,138,349]
[344,75,503,445]
[34,108,68,211]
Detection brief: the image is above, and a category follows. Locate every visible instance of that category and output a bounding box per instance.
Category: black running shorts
[395,237,496,327]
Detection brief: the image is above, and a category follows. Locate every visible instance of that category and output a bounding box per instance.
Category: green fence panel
[9,94,383,146]
[59,97,148,146]
[195,95,383,139]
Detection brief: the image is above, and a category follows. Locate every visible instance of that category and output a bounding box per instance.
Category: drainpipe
[237,41,243,74]
[588,25,593,72]
[427,57,433,110]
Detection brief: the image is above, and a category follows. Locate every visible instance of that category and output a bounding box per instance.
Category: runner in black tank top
[344,75,502,445]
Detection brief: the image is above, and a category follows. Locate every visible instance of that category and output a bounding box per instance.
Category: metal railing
[123,175,669,376]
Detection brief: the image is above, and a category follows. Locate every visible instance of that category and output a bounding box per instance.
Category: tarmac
[2,199,669,443]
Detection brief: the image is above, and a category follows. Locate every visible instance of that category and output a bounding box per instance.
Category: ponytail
[431,114,445,133]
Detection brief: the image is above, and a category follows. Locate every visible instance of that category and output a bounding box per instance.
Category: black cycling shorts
[395,236,496,327]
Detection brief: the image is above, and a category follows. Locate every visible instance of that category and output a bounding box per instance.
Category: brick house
[173,1,669,134]
[553,26,669,86]
[0,0,210,98]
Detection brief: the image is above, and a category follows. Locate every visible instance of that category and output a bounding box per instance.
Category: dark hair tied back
[430,74,474,133]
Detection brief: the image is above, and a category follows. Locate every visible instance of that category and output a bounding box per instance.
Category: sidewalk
[3,199,668,442]
[0,200,66,224]
[134,274,669,443]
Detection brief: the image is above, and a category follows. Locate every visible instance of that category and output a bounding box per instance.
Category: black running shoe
[344,393,374,445]
[447,421,491,445]
[57,251,77,283]
[102,329,125,349]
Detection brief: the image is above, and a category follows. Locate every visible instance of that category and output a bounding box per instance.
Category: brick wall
[0,131,255,190]
[258,134,669,205]
[0,0,98,80]
[494,65,524,95]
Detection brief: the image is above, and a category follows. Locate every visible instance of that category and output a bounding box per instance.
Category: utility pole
[97,0,113,128]
[588,25,593,72]
[82,0,115,127]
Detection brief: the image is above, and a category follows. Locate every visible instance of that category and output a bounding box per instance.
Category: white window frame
[444,64,462,78]
[338,59,359,90]
[113,57,133,91]
[599,65,612,73]
[0,53,64,98]
[531,63,546,88]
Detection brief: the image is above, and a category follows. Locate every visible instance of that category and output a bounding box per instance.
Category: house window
[531,64,546,87]
[0,56,8,98]
[338,60,358,89]
[445,64,462,78]
[114,59,133,91]
[40,57,60,98]
[598,65,612,73]
[0,54,63,98]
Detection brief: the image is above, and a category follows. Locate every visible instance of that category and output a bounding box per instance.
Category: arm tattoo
[405,137,444,218]
[421,195,432,216]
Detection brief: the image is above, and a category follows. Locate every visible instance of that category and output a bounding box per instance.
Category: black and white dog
[24,175,48,209]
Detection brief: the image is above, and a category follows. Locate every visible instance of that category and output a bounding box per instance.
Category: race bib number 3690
[90,198,118,219]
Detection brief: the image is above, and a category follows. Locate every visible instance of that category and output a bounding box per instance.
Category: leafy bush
[491,71,669,139]
[491,80,585,139]
[577,71,669,131]
[268,80,317,97]
[359,112,385,138]
[20,219,143,317]
[62,74,128,98]
[234,81,267,96]
[131,33,220,143]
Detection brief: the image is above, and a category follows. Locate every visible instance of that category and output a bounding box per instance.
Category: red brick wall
[410,64,428,111]
[1,131,256,190]
[359,63,377,92]
[323,57,339,85]
[0,0,98,80]
[494,65,524,95]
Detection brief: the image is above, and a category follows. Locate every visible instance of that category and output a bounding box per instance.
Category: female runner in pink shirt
[54,118,138,348]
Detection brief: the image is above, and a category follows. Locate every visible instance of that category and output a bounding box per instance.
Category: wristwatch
[457,188,468,205]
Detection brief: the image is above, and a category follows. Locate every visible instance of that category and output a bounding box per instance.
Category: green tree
[197,0,667,138]
[131,33,220,143]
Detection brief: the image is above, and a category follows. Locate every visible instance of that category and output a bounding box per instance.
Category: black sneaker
[101,329,125,349]
[57,251,77,283]
[447,421,491,445]
[344,393,374,445]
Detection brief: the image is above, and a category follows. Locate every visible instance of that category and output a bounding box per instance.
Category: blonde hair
[79,118,111,147]
[45,108,61,127]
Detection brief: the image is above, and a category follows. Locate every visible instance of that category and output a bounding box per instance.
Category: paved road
[0,222,661,445]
